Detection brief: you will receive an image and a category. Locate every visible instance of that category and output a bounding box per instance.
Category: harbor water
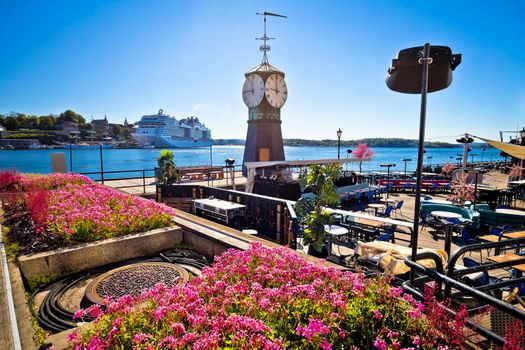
[0,146,504,180]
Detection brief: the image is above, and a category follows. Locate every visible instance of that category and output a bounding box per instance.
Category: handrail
[403,252,525,346]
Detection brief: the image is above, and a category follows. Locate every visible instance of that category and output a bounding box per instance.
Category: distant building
[91,115,111,136]
[54,121,79,136]
[0,124,6,137]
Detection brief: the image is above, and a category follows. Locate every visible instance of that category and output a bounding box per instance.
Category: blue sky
[1,0,524,141]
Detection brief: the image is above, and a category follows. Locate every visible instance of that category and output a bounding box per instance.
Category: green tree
[28,115,40,128]
[295,164,341,253]
[112,124,123,136]
[0,114,5,126]
[4,116,18,130]
[57,110,85,124]
[39,115,56,129]
[157,150,179,184]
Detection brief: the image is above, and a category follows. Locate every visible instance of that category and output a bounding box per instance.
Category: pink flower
[412,335,421,345]
[374,337,387,350]
[321,339,333,350]
[72,309,84,321]
[373,310,383,319]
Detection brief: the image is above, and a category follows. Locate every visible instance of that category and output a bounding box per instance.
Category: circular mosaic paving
[85,262,189,305]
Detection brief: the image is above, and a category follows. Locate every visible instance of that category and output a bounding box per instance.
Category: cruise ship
[133,109,212,148]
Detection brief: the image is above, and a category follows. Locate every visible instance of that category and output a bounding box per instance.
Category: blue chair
[461,229,482,260]
[431,183,439,193]
[403,182,411,192]
[496,204,510,209]
[392,200,404,218]
[375,233,393,242]
[462,257,501,288]
[424,196,433,201]
[502,224,514,232]
[377,205,393,218]
[444,183,452,192]
[489,226,503,236]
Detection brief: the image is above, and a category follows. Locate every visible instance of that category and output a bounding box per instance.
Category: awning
[471,135,525,161]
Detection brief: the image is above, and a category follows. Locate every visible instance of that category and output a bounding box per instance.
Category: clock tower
[242,12,287,175]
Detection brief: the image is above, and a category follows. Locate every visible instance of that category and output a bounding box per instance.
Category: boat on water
[60,142,115,149]
[132,109,212,148]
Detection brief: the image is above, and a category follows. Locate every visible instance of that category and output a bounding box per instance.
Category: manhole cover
[85,262,189,305]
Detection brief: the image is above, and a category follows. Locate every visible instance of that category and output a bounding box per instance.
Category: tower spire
[256,12,287,64]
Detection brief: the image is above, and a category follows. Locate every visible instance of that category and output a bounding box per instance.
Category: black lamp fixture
[386,43,461,283]
[336,128,343,159]
[225,158,235,166]
[457,135,474,168]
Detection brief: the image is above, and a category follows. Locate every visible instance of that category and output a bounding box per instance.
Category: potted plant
[156,150,179,184]
[295,164,341,257]
[449,173,477,205]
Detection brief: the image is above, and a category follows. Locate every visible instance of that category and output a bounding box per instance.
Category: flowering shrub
[353,143,374,173]
[449,173,477,205]
[0,171,91,193]
[18,183,175,243]
[70,243,468,349]
[441,162,456,175]
[509,164,523,179]
[1,172,176,252]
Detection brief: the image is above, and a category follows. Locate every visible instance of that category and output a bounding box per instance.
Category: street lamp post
[470,153,477,164]
[380,163,396,198]
[346,149,352,171]
[336,128,342,159]
[402,158,412,177]
[386,43,461,283]
[426,156,433,167]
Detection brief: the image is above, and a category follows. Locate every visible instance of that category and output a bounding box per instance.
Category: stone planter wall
[18,226,183,281]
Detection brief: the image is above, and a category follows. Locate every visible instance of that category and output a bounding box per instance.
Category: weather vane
[256,11,287,64]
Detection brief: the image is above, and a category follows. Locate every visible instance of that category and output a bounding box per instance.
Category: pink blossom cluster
[27,183,175,242]
[70,243,461,349]
[0,171,91,193]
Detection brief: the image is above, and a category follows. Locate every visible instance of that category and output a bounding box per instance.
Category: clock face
[242,74,264,108]
[265,74,288,108]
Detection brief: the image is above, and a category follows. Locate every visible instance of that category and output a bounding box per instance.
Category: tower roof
[246,62,284,75]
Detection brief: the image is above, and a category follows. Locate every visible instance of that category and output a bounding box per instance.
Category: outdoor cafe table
[368,203,385,216]
[324,224,349,256]
[495,208,525,216]
[503,231,525,239]
[382,198,397,204]
[488,253,525,278]
[424,199,453,205]
[431,211,463,256]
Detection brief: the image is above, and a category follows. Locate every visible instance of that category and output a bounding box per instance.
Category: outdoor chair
[375,233,393,242]
[403,182,411,192]
[461,228,483,260]
[358,200,374,215]
[392,200,404,218]
[377,205,393,218]
[502,224,514,232]
[496,204,510,209]
[431,183,439,193]
[462,257,507,298]
[424,196,433,200]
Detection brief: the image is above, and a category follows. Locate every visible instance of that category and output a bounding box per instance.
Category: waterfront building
[0,124,6,137]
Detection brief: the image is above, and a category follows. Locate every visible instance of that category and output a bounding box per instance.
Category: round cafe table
[324,225,349,256]
[431,211,462,219]
[382,198,397,204]
[424,199,453,205]
[495,208,525,216]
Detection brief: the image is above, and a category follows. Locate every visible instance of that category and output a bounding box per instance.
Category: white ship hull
[133,109,212,149]
[133,135,212,148]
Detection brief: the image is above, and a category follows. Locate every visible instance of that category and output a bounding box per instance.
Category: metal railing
[80,164,246,194]
[402,237,525,346]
